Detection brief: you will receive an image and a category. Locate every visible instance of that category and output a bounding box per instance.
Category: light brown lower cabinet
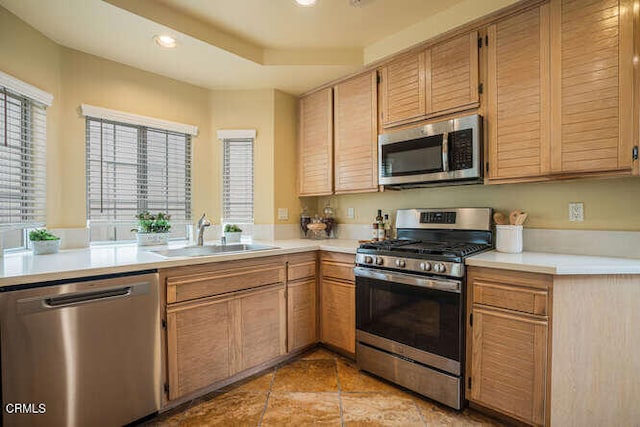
[166,284,286,401]
[319,252,356,355]
[232,285,287,373]
[467,266,640,426]
[470,307,548,425]
[287,278,317,352]
[166,295,232,400]
[163,257,287,401]
[287,253,318,353]
[466,267,550,426]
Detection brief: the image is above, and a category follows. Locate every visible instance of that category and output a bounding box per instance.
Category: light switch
[278,208,289,221]
[347,207,355,219]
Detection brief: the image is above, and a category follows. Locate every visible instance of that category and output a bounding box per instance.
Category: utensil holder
[496,225,523,253]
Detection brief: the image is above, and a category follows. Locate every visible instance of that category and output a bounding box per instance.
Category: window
[220,130,255,230]
[0,71,52,251]
[84,106,195,242]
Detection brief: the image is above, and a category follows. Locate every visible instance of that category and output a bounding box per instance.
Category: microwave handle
[441,131,449,172]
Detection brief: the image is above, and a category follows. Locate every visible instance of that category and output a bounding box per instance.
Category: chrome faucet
[196,213,211,246]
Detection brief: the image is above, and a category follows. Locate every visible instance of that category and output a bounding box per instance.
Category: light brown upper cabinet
[379,31,479,128]
[487,0,634,182]
[428,31,480,116]
[549,0,634,174]
[379,52,427,128]
[487,4,551,180]
[333,71,378,194]
[298,87,333,196]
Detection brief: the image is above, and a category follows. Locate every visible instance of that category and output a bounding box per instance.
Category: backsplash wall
[312,176,640,231]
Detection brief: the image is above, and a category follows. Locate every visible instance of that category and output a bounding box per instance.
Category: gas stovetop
[358,239,491,259]
[356,208,494,278]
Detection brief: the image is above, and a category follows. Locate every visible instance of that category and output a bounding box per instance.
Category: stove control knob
[434,263,446,273]
[395,259,406,268]
[419,262,431,271]
[364,256,373,264]
[375,257,384,265]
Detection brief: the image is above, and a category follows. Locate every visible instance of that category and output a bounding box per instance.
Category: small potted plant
[132,211,171,246]
[223,224,242,243]
[29,229,61,255]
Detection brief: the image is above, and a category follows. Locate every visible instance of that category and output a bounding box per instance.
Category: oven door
[355,267,463,374]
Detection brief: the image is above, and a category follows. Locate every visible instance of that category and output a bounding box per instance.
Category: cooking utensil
[493,212,508,225]
[509,210,523,225]
[515,212,528,225]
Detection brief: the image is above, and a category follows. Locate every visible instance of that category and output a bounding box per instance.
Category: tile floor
[147,347,505,426]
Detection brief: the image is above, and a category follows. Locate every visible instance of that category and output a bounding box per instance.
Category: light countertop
[4,240,640,288]
[0,239,359,287]
[466,250,640,275]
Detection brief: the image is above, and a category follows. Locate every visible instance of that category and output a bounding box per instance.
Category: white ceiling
[0,0,473,95]
[153,0,462,50]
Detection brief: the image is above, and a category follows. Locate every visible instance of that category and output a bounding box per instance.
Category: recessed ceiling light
[154,35,177,48]
[295,0,317,6]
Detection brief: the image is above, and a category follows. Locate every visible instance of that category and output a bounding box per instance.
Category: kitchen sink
[151,244,279,258]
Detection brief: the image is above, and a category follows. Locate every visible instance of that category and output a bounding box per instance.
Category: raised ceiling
[0,0,515,95]
[152,0,461,50]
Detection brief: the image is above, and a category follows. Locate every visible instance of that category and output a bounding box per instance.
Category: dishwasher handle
[16,281,153,315]
[44,286,132,307]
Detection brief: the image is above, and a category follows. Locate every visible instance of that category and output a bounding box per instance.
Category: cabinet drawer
[474,281,547,316]
[320,252,355,283]
[167,264,286,304]
[321,261,355,282]
[289,261,317,281]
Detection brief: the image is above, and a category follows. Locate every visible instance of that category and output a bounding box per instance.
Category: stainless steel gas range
[355,208,493,409]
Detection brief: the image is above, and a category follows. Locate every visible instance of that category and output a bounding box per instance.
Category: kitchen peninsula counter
[0,239,359,287]
[466,250,640,275]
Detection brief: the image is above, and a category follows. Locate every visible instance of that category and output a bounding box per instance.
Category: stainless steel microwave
[378,114,482,187]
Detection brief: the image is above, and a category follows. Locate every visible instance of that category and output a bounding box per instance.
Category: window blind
[222,138,254,224]
[86,118,191,240]
[0,87,47,229]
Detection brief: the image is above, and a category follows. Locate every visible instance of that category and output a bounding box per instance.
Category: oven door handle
[354,267,461,293]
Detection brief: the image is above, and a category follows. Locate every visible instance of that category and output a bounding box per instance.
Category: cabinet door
[320,278,355,354]
[298,88,333,196]
[487,5,550,180]
[334,71,378,194]
[232,284,287,373]
[470,307,547,426]
[166,298,231,400]
[287,278,318,352]
[379,52,427,127]
[428,31,480,115]
[550,0,633,173]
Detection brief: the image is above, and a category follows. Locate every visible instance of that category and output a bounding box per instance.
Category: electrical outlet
[277,208,288,221]
[569,202,584,222]
[347,207,355,219]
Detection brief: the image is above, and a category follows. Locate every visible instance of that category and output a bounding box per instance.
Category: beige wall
[0,7,62,226]
[274,90,299,225]
[209,89,275,224]
[0,7,304,231]
[57,48,214,228]
[315,176,640,231]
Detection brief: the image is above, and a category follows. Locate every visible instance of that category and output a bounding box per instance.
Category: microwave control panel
[449,129,473,171]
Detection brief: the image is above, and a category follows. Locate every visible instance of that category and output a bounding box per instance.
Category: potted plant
[29,229,61,255]
[132,211,171,246]
[224,224,242,243]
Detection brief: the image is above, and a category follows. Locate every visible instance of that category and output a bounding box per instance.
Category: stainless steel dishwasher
[0,271,161,427]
